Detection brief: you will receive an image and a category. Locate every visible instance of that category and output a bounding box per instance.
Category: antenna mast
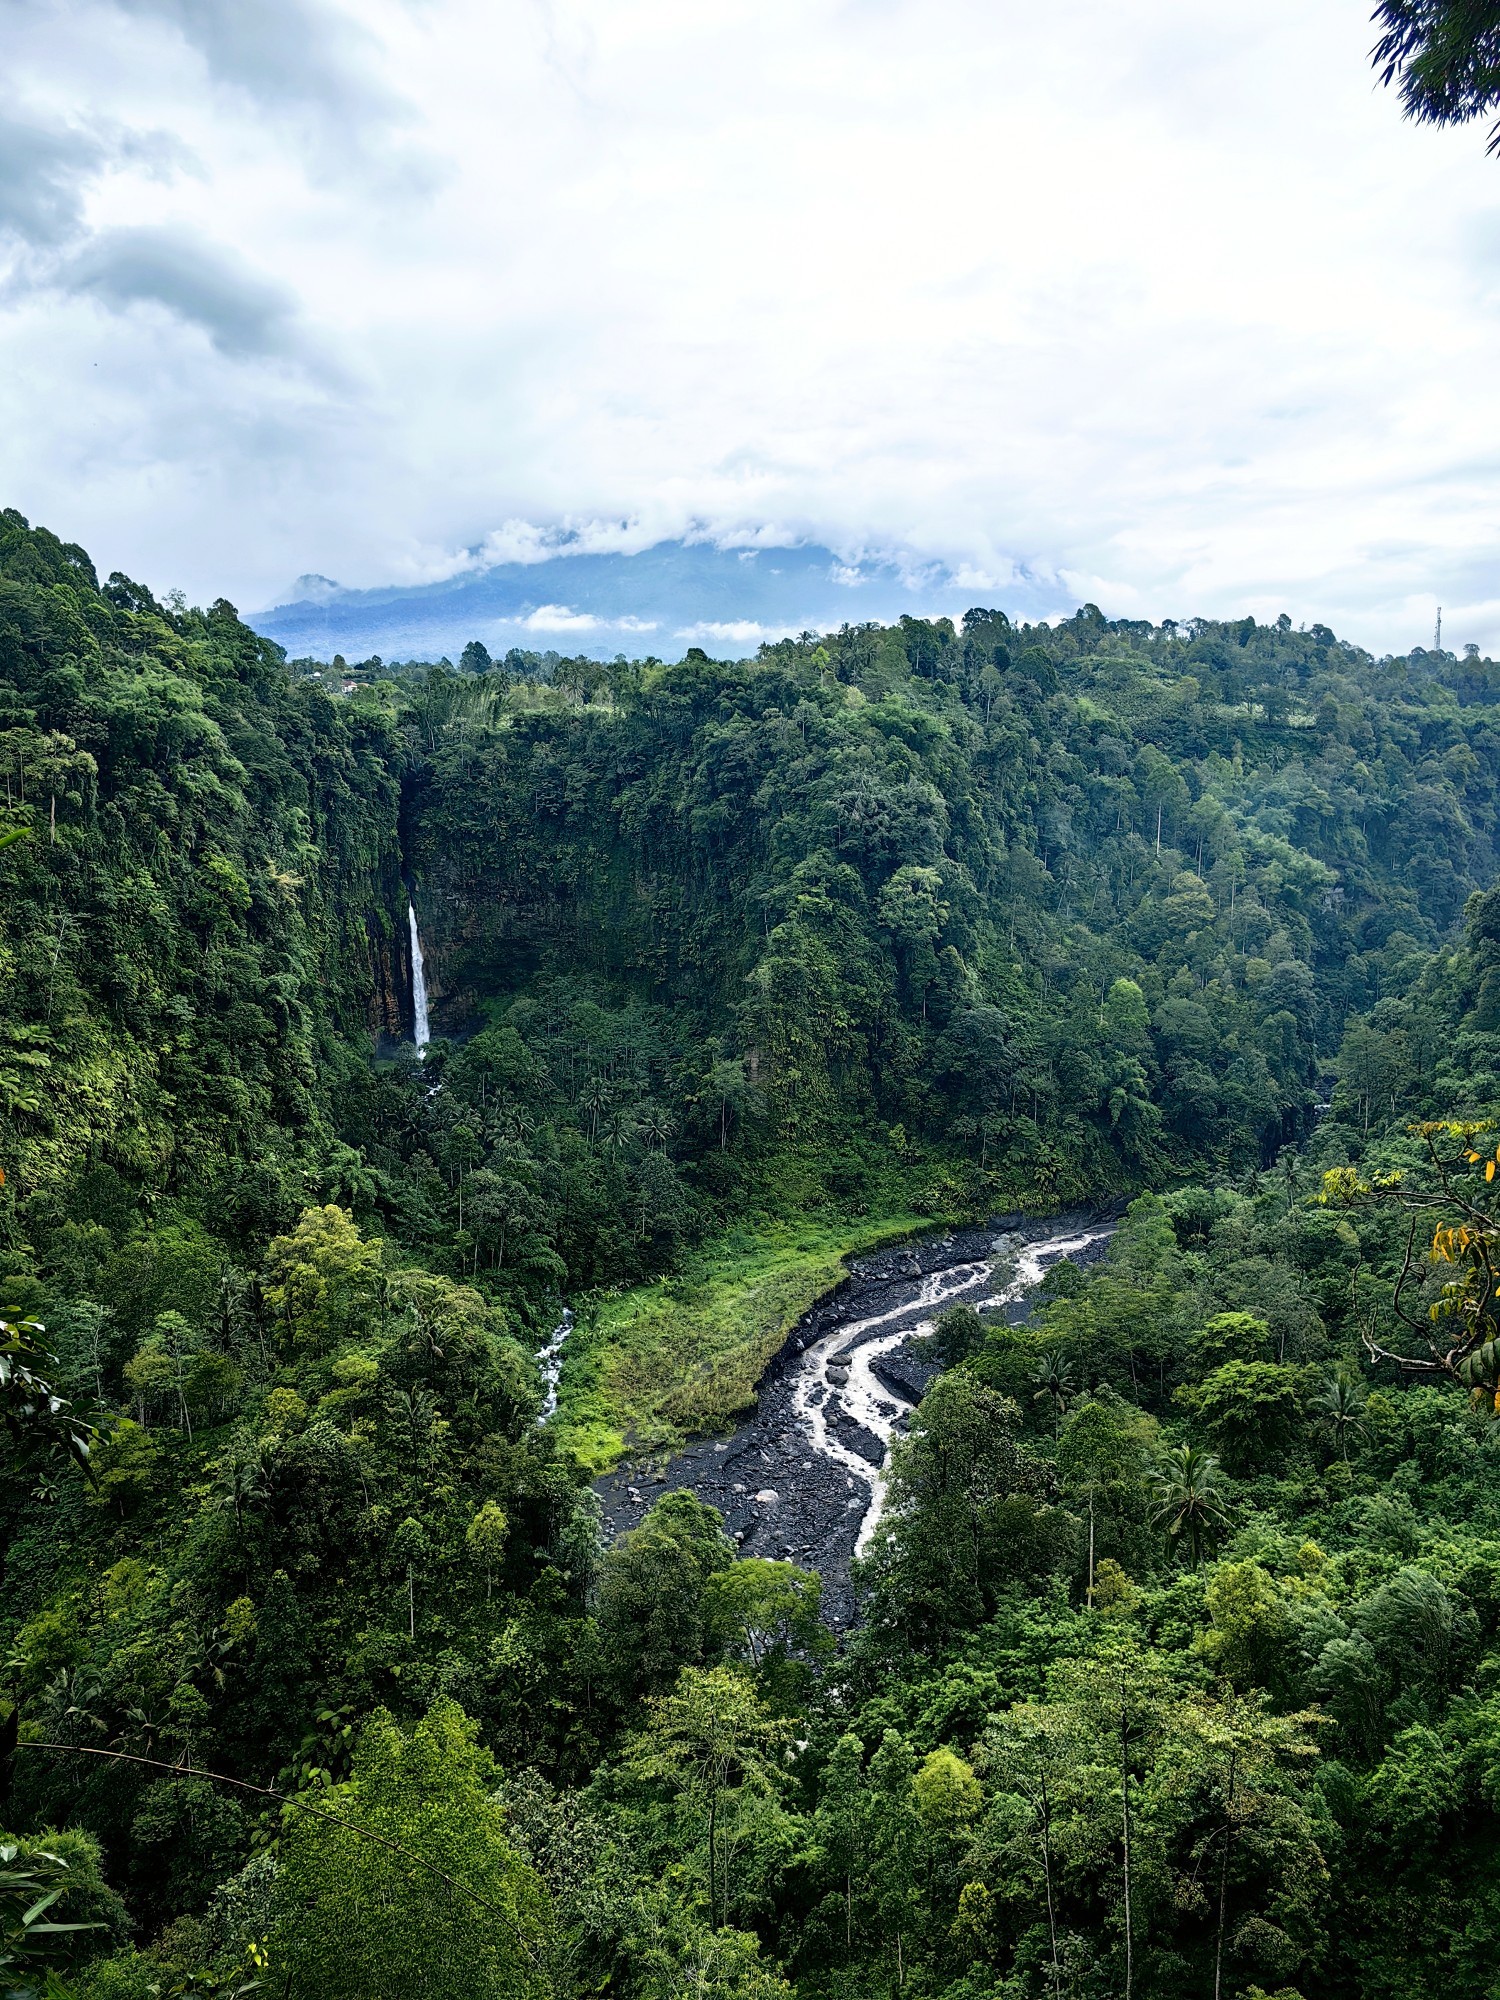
[1435,607,1443,652]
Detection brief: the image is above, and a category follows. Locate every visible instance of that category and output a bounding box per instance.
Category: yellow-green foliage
[555,1210,934,1469]
[272,1698,552,2000]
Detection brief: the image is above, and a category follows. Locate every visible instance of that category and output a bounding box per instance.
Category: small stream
[536,1309,573,1423]
[594,1210,1115,1626]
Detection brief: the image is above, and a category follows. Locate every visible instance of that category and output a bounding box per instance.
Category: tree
[626,1895,790,2000]
[0,1317,94,1477]
[84,1417,161,1518]
[1335,1020,1411,1136]
[1191,1312,1274,1371]
[391,1516,430,1639]
[1177,1360,1308,1474]
[1147,1443,1232,1566]
[261,1206,381,1352]
[628,1667,788,1933]
[813,1734,868,1953]
[699,1057,758,1152]
[865,1730,924,1991]
[597,1491,734,1702]
[1177,1691,1324,2000]
[466,1500,509,1602]
[876,865,949,1019]
[1043,1642,1179,2000]
[864,1371,1063,1635]
[983,1705,1074,2000]
[1102,977,1152,1057]
[912,1745,982,1830]
[271,1698,551,2000]
[1,1829,123,1987]
[1056,1395,1158,1594]
[1372,0,1500,151]
[932,1301,985,1367]
[1197,1561,1295,1694]
[123,1310,201,1436]
[1313,1374,1367,1462]
[700,1557,832,1695]
[1033,1348,1077,1432]
[122,1333,176,1430]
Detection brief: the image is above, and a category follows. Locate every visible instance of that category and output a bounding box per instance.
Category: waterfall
[407,899,430,1055]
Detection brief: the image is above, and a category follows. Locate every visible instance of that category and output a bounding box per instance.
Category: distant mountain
[251,537,1066,662]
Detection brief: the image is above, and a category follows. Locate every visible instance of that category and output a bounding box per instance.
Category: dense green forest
[8,503,1500,1998]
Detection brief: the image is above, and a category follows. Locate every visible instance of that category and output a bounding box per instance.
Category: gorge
[8,507,1500,1999]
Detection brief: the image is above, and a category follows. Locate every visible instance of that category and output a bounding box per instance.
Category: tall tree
[272,1698,552,2000]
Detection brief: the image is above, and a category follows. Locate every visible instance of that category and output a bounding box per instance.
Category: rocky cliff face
[366,852,415,1049]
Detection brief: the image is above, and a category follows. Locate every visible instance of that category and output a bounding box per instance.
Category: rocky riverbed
[593,1210,1116,1628]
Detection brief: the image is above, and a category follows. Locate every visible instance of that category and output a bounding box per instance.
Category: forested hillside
[8,506,1500,1999]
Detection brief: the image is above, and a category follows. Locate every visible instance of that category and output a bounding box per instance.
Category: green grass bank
[552,1209,939,1470]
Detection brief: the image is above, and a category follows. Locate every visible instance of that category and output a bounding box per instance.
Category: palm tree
[640,1102,675,1153]
[219,1443,269,1538]
[1314,1374,1367,1462]
[580,1073,610,1141]
[600,1107,639,1157]
[1148,1443,1231,1567]
[1033,1351,1076,1432]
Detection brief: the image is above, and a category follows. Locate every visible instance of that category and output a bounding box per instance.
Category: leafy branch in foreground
[1322,1121,1500,1402]
[0,1839,105,1987]
[0,1317,95,1478]
[1372,0,1500,153]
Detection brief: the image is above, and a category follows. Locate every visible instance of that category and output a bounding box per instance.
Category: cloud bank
[2,0,1499,653]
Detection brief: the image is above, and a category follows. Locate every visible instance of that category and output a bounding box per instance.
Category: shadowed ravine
[594,1211,1116,1628]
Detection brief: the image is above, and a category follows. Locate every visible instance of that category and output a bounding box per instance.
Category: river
[594,1210,1115,1627]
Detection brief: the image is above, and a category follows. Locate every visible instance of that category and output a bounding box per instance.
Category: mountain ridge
[252,536,1067,663]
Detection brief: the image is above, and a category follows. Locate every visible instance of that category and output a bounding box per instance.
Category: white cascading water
[790,1220,1115,1556]
[536,1309,574,1423]
[408,900,430,1056]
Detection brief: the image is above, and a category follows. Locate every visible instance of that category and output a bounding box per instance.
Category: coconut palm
[1313,1374,1368,1462]
[1148,1442,1232,1567]
[1032,1350,1076,1431]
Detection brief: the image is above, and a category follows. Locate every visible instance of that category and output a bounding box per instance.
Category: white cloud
[675,619,787,645]
[471,520,559,568]
[523,604,601,632]
[949,563,1016,596]
[3,0,1500,650]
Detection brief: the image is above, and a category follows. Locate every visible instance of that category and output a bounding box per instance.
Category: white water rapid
[536,1309,573,1423]
[792,1219,1114,1557]
[408,901,430,1055]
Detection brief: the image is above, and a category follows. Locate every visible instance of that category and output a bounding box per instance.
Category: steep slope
[0,509,411,1259]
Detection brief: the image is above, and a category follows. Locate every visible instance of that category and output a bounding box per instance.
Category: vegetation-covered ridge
[9,505,1500,1997]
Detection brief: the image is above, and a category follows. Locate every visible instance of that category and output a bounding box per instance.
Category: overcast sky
[3,0,1498,652]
